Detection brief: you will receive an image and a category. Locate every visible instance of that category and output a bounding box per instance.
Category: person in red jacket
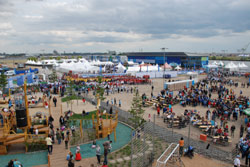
[157,106,160,117]
[75,150,82,161]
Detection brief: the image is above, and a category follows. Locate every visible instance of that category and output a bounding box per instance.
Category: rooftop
[125,52,209,57]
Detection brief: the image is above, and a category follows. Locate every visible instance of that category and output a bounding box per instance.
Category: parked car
[4,70,15,76]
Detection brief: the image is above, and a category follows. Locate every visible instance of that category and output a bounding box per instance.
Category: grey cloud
[1,0,250,52]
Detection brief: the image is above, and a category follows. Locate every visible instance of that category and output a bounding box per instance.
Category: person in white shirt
[234,155,240,167]
[35,128,39,135]
[45,135,53,154]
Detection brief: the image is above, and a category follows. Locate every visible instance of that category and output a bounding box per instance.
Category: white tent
[56,61,100,73]
[206,64,218,68]
[238,62,248,69]
[116,63,126,73]
[174,66,182,71]
[212,61,218,65]
[218,61,224,66]
[241,62,248,68]
[224,62,238,71]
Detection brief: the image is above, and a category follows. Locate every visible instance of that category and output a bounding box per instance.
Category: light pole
[161,48,168,88]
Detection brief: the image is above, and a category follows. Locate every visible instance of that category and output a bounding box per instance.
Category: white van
[4,70,15,76]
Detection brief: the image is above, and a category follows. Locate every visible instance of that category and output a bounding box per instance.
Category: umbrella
[244,108,250,116]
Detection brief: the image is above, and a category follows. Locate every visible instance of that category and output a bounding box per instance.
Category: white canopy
[206,64,218,68]
[238,62,248,69]
[56,61,99,73]
[126,65,161,73]
[175,66,182,70]
[224,62,238,71]
[212,61,218,65]
[116,63,126,73]
[218,61,224,66]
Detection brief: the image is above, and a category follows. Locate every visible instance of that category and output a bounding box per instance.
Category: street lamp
[161,48,168,88]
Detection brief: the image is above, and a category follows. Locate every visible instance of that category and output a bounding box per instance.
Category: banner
[27,74,33,84]
[8,79,13,88]
[99,65,102,74]
[192,80,195,86]
[186,82,189,88]
[17,76,24,86]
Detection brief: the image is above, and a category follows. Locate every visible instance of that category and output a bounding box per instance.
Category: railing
[80,93,232,166]
[156,143,179,167]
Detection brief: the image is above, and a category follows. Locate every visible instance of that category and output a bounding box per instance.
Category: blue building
[125,52,209,68]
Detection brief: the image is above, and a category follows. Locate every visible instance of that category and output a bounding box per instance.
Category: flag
[192,80,195,86]
[17,75,24,86]
[27,74,33,84]
[186,81,189,88]
[100,65,102,74]
[158,64,160,72]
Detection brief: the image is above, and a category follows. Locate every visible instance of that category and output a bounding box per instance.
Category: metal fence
[81,93,232,166]
[130,122,155,167]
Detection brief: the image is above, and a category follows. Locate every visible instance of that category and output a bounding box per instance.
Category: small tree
[94,76,106,110]
[49,70,58,83]
[66,80,75,111]
[0,72,7,97]
[128,91,145,127]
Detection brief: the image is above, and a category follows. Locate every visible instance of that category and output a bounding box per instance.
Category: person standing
[68,154,75,167]
[179,137,184,156]
[96,145,101,165]
[234,155,240,167]
[65,133,70,149]
[231,125,236,137]
[119,99,121,107]
[53,97,57,107]
[45,135,53,154]
[103,141,109,165]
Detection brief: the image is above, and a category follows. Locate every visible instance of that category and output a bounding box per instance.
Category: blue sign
[17,76,24,86]
[27,74,33,84]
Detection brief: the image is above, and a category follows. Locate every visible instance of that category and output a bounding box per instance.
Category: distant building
[125,52,209,68]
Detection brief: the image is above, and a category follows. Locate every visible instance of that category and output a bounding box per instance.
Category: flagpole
[161,48,168,89]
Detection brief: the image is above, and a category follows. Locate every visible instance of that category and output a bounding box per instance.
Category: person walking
[56,128,62,144]
[96,145,101,165]
[53,97,57,107]
[231,125,236,137]
[179,137,184,156]
[45,135,53,154]
[65,133,70,149]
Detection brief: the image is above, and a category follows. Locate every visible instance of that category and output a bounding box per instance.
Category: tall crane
[238,42,250,54]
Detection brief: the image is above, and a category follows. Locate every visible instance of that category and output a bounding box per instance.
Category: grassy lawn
[69,110,97,120]
[61,95,82,102]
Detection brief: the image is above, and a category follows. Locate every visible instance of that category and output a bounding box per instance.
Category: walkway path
[48,96,104,167]
[49,96,71,167]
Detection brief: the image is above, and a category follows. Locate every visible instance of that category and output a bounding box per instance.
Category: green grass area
[61,95,82,102]
[69,110,97,120]
[209,56,250,61]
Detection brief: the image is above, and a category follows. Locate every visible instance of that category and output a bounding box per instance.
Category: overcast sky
[0,0,250,53]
